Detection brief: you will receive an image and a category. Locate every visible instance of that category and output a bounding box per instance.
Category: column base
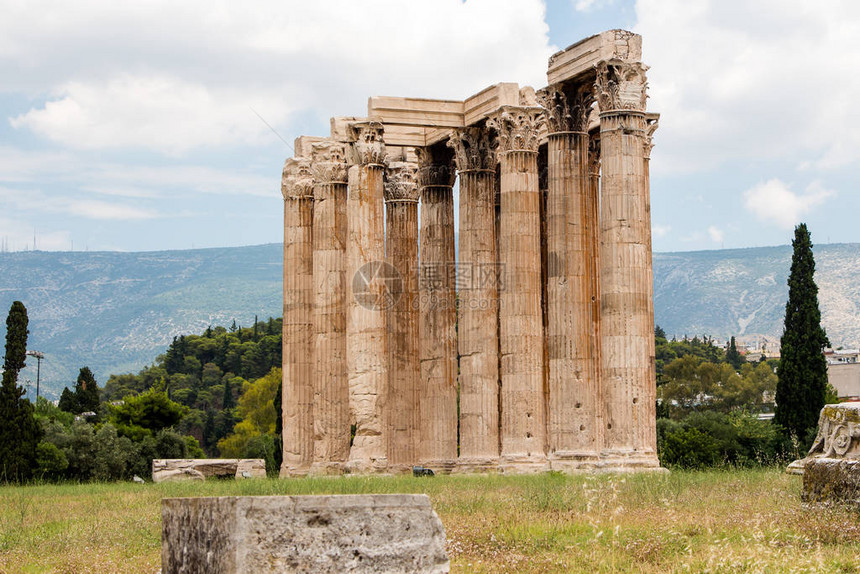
[548,450,602,472]
[307,462,346,476]
[595,449,665,473]
[279,463,311,479]
[499,454,550,474]
[453,457,500,474]
[344,457,389,475]
[417,459,457,475]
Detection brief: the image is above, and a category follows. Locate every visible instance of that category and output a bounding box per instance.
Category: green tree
[0,301,41,480]
[774,223,830,445]
[726,336,744,371]
[109,386,188,441]
[59,367,101,415]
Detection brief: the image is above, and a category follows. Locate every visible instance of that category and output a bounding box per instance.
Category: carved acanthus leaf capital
[447,126,497,172]
[537,83,594,134]
[282,157,314,200]
[415,147,456,188]
[594,60,649,113]
[310,140,348,184]
[384,161,420,203]
[348,120,387,166]
[486,106,545,153]
[644,115,659,159]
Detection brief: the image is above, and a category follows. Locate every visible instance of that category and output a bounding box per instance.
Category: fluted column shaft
[345,122,388,473]
[449,127,500,469]
[309,142,349,474]
[595,61,658,465]
[281,158,315,476]
[546,130,600,463]
[489,106,547,471]
[417,151,458,469]
[384,162,420,470]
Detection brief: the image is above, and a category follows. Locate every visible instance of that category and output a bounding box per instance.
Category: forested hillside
[1,242,857,399]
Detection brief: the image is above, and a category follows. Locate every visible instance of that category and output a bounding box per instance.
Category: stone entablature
[281,29,661,476]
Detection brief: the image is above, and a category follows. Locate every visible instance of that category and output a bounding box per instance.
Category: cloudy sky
[1,0,857,253]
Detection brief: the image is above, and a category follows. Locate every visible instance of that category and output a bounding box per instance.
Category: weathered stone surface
[788,403,860,475]
[161,494,450,573]
[282,29,662,475]
[152,459,265,483]
[802,458,860,507]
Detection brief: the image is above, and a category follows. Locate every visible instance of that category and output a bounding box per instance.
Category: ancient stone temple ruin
[281,30,660,476]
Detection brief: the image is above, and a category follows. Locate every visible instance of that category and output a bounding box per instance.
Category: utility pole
[26,350,44,401]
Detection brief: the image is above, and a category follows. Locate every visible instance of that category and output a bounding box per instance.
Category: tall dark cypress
[774,224,830,443]
[0,301,41,480]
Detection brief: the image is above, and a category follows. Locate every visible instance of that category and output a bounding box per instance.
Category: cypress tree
[0,301,41,480]
[774,224,830,444]
[726,336,744,371]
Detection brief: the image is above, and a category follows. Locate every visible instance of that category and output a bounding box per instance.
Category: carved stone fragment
[161,494,450,573]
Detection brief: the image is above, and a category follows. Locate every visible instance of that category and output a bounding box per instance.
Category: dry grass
[1,468,859,573]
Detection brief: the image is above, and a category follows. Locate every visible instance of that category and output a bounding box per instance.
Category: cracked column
[417,145,458,471]
[449,127,500,471]
[345,121,389,473]
[281,157,315,477]
[595,61,659,467]
[488,106,548,472]
[384,160,420,471]
[309,141,350,475]
[539,83,600,468]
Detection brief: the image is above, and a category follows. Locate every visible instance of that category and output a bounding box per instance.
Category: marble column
[417,145,458,471]
[448,127,500,471]
[281,157,315,477]
[587,134,604,451]
[309,141,349,475]
[594,61,659,467]
[539,84,600,468]
[384,160,420,471]
[345,121,389,473]
[487,106,548,472]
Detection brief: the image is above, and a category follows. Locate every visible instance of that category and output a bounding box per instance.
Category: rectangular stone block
[161,494,450,573]
[152,459,266,483]
[547,29,642,85]
[802,458,860,507]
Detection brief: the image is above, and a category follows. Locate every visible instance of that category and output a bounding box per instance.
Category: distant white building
[825,349,860,400]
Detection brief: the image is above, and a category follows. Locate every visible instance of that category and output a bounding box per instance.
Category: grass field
[1,468,858,573]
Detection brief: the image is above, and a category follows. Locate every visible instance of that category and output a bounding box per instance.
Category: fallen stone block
[152,459,266,483]
[802,458,860,507]
[162,494,449,573]
[786,403,860,475]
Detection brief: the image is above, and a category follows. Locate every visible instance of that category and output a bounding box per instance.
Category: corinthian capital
[644,114,659,159]
[447,126,497,172]
[486,106,545,153]
[594,60,649,113]
[415,146,456,188]
[537,83,594,134]
[384,161,420,203]
[348,120,387,166]
[282,157,314,200]
[310,140,348,184]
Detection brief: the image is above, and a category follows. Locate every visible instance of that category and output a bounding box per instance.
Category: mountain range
[1,242,857,399]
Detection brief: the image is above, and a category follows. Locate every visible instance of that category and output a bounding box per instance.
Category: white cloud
[743,179,835,229]
[635,0,860,173]
[4,0,553,155]
[707,225,724,243]
[62,199,158,220]
[0,186,158,220]
[652,224,671,238]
